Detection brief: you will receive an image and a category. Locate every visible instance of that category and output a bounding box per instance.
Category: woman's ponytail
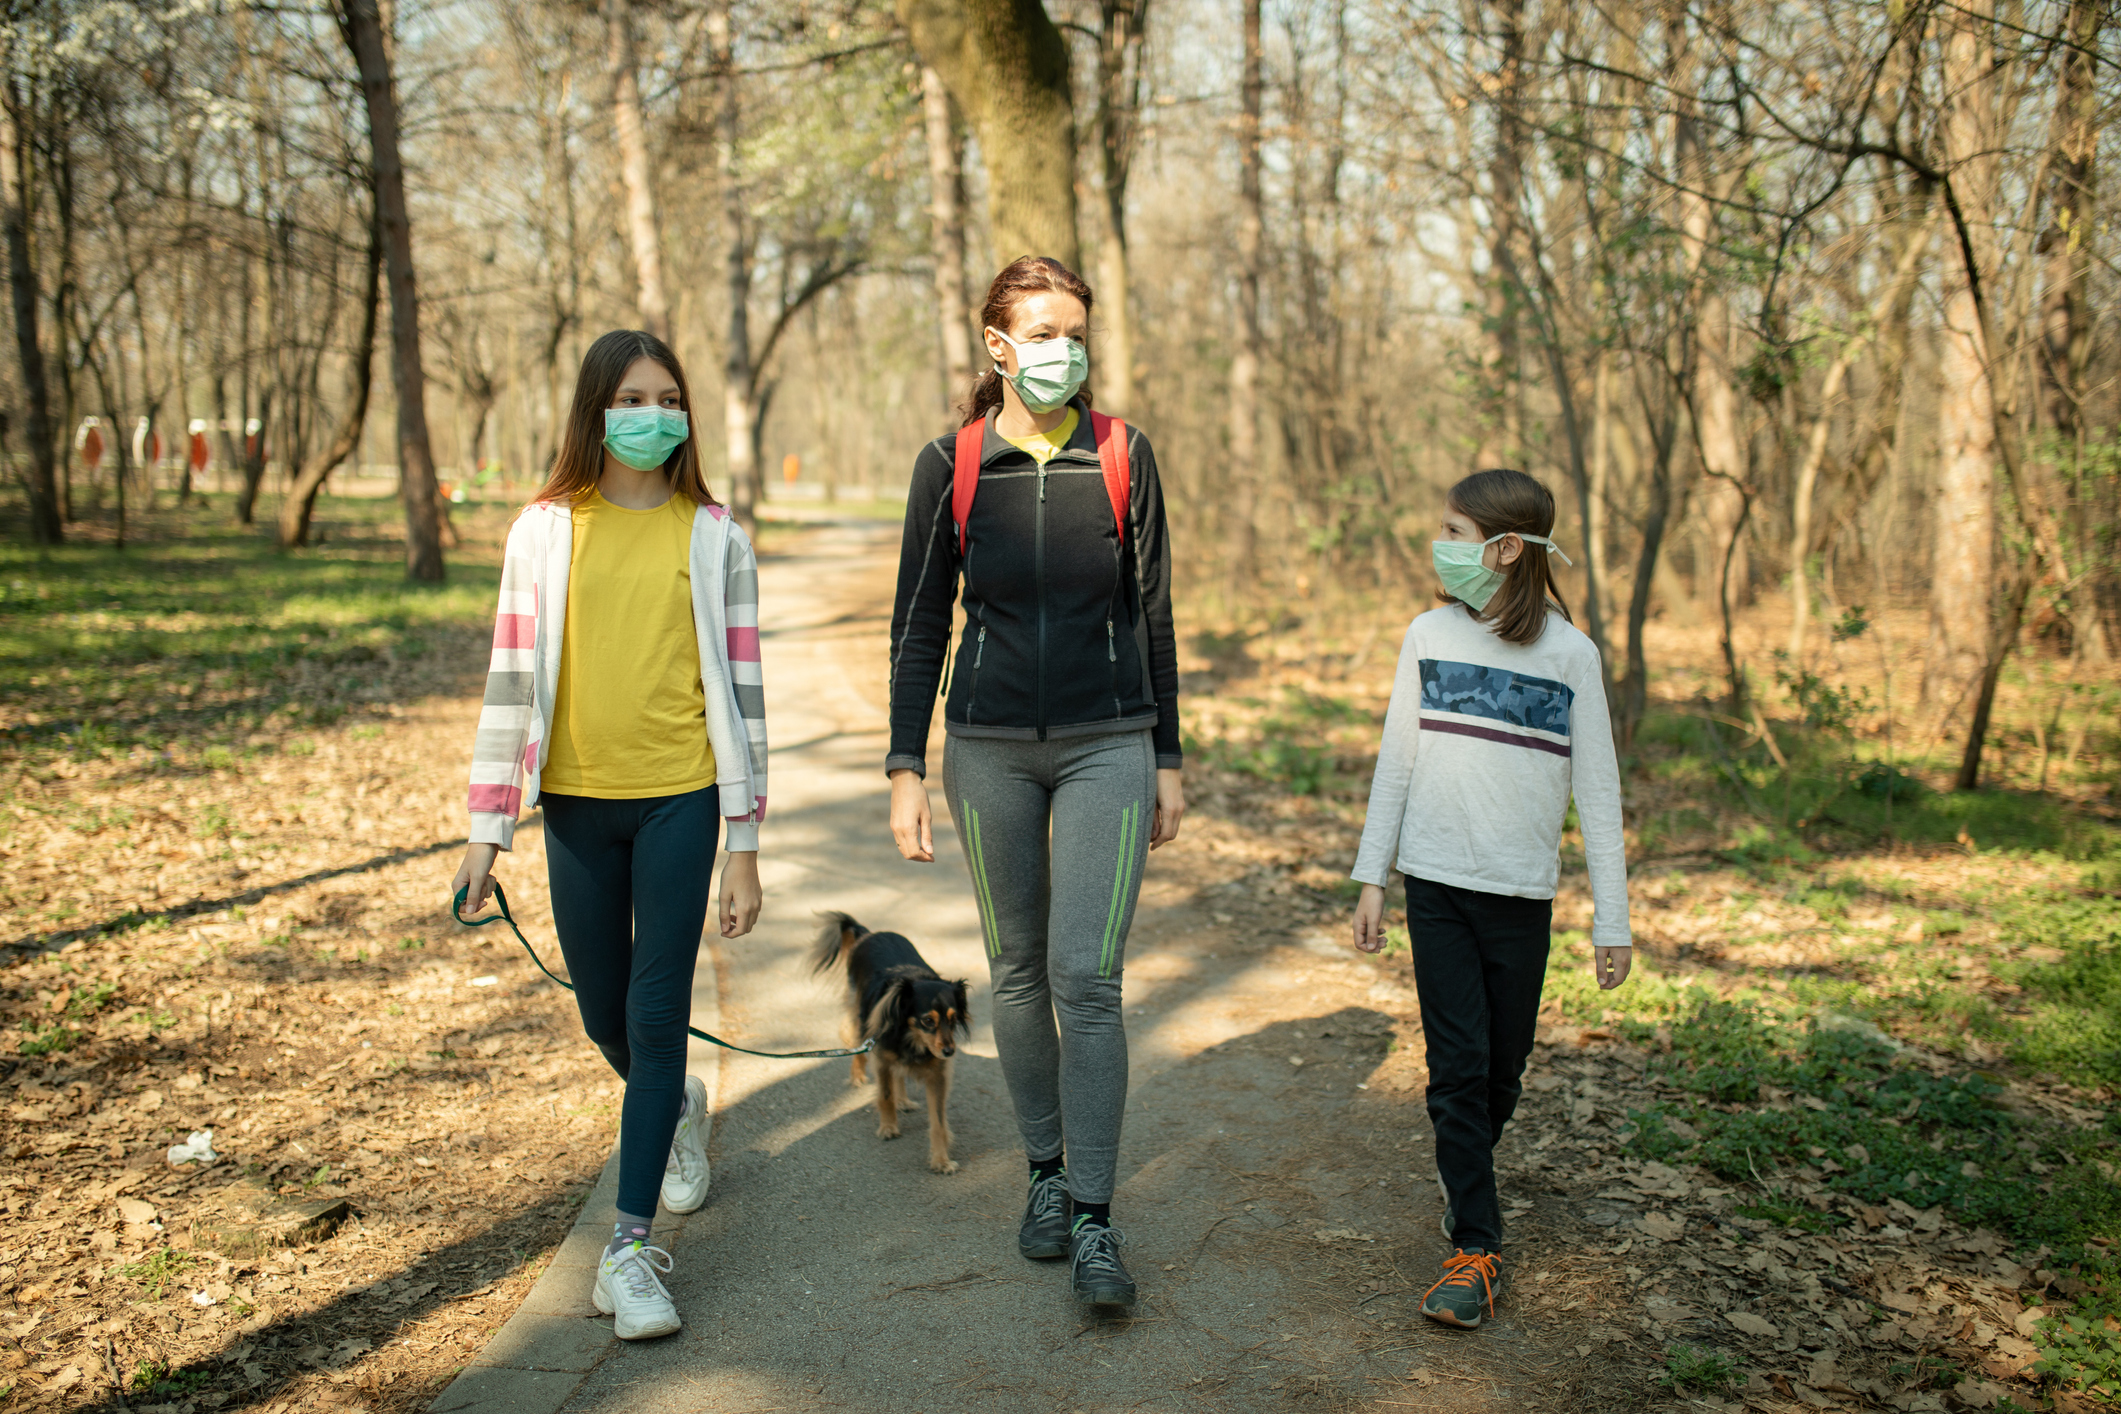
[958,255,1097,428]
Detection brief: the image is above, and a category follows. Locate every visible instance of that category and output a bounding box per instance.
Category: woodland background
[2,0,2121,1411]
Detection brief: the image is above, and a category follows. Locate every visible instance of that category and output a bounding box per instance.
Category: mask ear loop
[1503,531,1575,567]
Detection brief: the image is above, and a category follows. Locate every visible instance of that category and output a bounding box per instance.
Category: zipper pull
[1106,619,1117,662]
[1039,464,1048,502]
[975,623,987,668]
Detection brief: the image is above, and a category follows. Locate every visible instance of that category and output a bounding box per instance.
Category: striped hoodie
[1350,603,1630,947]
[466,499,769,852]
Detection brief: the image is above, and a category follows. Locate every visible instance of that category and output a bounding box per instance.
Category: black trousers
[1406,873,1552,1252]
[542,786,720,1220]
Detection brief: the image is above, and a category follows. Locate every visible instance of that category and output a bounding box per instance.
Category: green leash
[452,882,873,1060]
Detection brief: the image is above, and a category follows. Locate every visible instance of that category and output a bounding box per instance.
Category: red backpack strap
[951,418,984,557]
[1091,411,1130,544]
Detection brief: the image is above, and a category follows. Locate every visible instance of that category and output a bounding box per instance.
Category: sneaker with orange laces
[1419,1247,1504,1329]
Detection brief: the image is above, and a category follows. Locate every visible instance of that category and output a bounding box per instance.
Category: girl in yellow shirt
[453,330,768,1340]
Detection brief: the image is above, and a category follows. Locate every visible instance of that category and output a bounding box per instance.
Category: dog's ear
[861,979,906,1039]
[949,980,972,1035]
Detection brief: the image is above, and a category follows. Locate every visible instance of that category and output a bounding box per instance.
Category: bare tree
[608,0,671,341]
[922,66,974,421]
[900,0,1079,267]
[338,0,445,582]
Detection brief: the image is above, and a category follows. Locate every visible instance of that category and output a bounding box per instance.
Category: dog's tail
[810,911,868,975]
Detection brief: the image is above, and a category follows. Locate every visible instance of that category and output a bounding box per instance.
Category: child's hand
[1352,883,1388,954]
[1594,946,1631,990]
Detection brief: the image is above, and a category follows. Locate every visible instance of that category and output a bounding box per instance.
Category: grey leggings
[941,729,1156,1204]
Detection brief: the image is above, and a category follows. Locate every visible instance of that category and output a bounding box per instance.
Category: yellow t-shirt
[541,490,717,798]
[1000,407,1079,465]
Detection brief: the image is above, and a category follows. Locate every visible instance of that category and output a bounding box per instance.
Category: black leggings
[1406,873,1551,1252]
[542,786,720,1219]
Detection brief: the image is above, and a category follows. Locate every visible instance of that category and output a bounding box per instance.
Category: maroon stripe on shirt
[1420,716,1573,757]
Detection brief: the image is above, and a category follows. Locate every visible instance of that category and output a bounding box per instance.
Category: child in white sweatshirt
[1350,468,1632,1330]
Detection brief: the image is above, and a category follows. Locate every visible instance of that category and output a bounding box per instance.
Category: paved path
[455,519,1569,1414]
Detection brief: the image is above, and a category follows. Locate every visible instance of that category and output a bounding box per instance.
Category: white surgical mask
[988,328,1088,414]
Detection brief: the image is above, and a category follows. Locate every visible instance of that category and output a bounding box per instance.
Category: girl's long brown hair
[531,329,719,507]
[960,256,1095,428]
[1440,468,1573,645]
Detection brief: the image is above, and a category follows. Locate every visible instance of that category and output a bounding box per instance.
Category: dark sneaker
[1018,1172,1071,1260]
[1067,1221,1137,1306]
[1419,1247,1503,1329]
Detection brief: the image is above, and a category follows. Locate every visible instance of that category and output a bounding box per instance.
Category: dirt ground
[0,510,2106,1413]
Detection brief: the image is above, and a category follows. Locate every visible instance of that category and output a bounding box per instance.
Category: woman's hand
[453,843,501,915]
[1594,946,1632,990]
[720,851,763,938]
[889,769,934,862]
[1352,883,1388,953]
[1149,768,1185,850]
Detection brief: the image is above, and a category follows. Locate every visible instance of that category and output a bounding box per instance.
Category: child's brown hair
[1441,468,1573,645]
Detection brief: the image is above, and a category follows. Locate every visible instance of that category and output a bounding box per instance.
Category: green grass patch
[118,1247,198,1299]
[1659,1343,1741,1393]
[0,493,498,761]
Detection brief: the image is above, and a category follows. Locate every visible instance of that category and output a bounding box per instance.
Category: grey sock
[608,1214,653,1258]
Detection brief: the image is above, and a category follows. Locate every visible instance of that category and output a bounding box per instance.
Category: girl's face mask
[603,405,690,471]
[1431,532,1573,610]
[988,328,1088,414]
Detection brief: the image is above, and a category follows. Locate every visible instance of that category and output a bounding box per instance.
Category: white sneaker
[593,1241,681,1340]
[662,1074,710,1213]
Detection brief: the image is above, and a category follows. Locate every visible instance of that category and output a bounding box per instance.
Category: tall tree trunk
[339,0,446,583]
[1226,0,1263,592]
[898,0,1078,268]
[1785,207,1933,660]
[707,0,757,531]
[1093,0,1147,416]
[1474,0,1526,466]
[607,0,670,340]
[921,67,974,422]
[236,392,271,524]
[279,212,381,548]
[0,77,59,544]
[2040,0,2106,654]
[1922,3,1999,725]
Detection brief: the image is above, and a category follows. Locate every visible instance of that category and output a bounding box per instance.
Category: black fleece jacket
[886,402,1181,777]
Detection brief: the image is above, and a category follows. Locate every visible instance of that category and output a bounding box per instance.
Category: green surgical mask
[989,329,1088,414]
[1432,532,1572,611]
[603,406,690,471]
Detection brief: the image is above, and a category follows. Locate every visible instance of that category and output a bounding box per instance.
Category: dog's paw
[876,1122,902,1141]
[929,1156,960,1175]
[897,1096,919,1112]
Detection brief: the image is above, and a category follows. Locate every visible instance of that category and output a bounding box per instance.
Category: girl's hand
[453,843,501,915]
[889,769,934,862]
[1352,883,1388,953]
[720,851,763,938]
[1595,946,1632,990]
[1149,768,1185,849]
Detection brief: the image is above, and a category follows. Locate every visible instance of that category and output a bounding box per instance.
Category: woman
[886,256,1184,1308]
[451,329,768,1341]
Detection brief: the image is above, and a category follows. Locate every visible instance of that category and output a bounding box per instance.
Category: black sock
[1029,1151,1065,1185]
[1071,1199,1111,1230]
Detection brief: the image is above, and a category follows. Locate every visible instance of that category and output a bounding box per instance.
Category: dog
[812,912,970,1175]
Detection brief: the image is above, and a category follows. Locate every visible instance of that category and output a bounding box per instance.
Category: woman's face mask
[988,328,1088,414]
[1431,531,1573,610]
[603,405,690,471]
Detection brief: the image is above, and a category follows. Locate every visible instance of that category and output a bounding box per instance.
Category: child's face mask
[1431,532,1573,610]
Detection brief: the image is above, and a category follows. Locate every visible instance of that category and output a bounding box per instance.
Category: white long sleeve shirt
[1350,604,1632,948]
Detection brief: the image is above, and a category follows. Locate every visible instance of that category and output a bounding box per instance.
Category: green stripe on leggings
[964,802,1002,958]
[1099,800,1140,977]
